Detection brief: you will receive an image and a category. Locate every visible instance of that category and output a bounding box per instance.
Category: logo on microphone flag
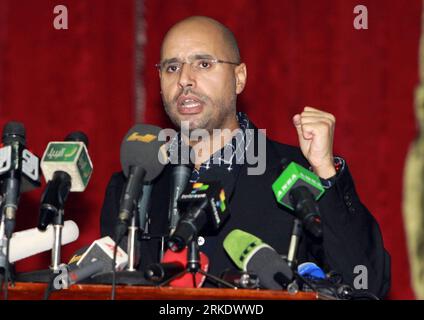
[191,182,209,192]
[127,132,157,143]
[44,143,80,161]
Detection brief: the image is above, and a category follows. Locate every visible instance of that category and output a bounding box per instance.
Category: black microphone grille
[120,124,167,182]
[247,246,293,289]
[64,131,89,148]
[2,121,26,145]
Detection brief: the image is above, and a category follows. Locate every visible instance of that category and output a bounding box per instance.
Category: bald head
[158,16,248,134]
[161,16,240,63]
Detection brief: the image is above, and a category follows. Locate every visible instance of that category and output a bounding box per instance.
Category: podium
[6,282,322,300]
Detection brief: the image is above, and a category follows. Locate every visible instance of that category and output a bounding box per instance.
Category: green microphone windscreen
[223,229,267,270]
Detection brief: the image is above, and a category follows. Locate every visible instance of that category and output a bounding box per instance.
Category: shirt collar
[198,112,252,172]
[167,112,253,182]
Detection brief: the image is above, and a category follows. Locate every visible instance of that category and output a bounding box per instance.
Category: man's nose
[178,63,196,89]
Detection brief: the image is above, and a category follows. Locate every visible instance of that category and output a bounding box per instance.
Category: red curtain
[143,0,421,299]
[0,0,421,299]
[0,0,135,272]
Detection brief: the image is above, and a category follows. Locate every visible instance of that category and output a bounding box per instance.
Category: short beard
[162,90,237,134]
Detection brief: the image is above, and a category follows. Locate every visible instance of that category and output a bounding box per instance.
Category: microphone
[70,236,128,285]
[272,161,325,238]
[38,131,93,230]
[115,124,167,242]
[138,183,153,233]
[297,262,326,280]
[223,229,293,290]
[167,181,229,252]
[4,220,79,263]
[168,143,194,235]
[144,262,185,283]
[295,262,358,299]
[144,247,208,288]
[1,122,41,238]
[67,246,89,266]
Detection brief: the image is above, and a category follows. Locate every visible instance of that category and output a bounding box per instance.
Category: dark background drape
[0,0,420,299]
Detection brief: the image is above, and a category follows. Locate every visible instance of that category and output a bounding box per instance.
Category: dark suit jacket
[100,131,390,298]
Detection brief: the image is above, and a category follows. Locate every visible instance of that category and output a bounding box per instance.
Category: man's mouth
[177,96,204,115]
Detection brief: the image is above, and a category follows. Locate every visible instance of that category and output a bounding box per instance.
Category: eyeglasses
[155,57,240,75]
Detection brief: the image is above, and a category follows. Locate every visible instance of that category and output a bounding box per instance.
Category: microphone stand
[0,212,7,271]
[93,208,149,287]
[0,212,11,296]
[0,192,16,299]
[13,208,68,299]
[285,218,337,298]
[158,238,237,289]
[287,218,302,270]
[284,218,303,294]
[51,209,64,273]
[126,215,138,272]
[43,208,66,299]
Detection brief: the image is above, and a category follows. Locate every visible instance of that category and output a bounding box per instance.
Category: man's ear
[235,63,247,94]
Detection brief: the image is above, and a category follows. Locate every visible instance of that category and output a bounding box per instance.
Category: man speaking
[100,16,390,298]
